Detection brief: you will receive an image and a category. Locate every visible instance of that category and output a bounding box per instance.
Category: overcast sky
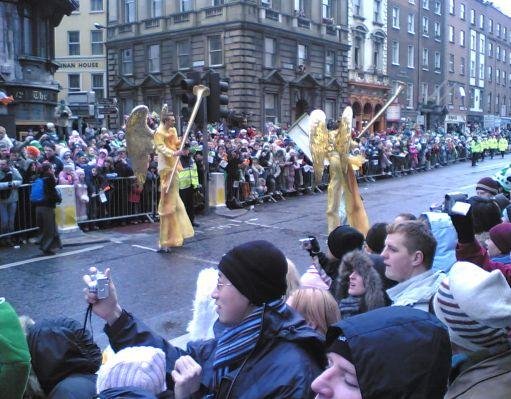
[491,0,511,17]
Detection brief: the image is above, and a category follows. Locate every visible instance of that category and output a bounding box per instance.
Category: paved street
[1,157,509,348]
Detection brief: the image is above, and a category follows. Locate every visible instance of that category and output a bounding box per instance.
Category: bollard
[55,185,79,233]
[208,172,226,207]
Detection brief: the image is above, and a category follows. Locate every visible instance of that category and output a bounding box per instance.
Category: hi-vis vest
[179,161,199,190]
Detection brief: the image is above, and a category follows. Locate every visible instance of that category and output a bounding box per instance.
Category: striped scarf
[213,299,287,388]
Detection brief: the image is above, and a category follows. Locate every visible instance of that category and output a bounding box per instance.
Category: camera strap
[82,303,94,340]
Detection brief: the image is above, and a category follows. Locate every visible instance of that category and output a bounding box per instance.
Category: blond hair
[286,258,301,298]
[287,288,341,335]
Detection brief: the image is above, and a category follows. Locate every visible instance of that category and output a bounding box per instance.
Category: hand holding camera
[83,267,122,325]
[300,236,321,257]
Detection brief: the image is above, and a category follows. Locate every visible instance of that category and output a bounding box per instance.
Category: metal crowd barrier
[0,184,39,240]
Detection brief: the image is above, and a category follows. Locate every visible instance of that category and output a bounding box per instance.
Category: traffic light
[207,72,229,122]
[181,71,202,122]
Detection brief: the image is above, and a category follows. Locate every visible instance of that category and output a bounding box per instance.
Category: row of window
[403,82,442,109]
[448,0,509,41]
[73,0,104,12]
[448,53,511,85]
[391,9,441,39]
[67,30,104,56]
[445,85,509,114]
[353,0,384,23]
[67,73,105,99]
[390,42,441,71]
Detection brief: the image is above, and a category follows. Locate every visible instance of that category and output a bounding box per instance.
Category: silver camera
[299,237,314,249]
[88,271,109,300]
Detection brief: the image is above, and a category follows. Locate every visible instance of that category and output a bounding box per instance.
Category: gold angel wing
[126,105,154,186]
[335,106,353,158]
[309,109,329,186]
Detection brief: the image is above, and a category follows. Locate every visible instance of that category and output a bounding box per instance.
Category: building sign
[386,104,401,122]
[445,114,466,123]
[13,87,58,104]
[417,115,425,125]
[59,61,103,69]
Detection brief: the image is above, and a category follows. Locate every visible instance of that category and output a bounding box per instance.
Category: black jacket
[38,175,61,208]
[105,306,326,399]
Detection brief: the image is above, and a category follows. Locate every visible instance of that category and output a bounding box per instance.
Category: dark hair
[41,162,53,173]
[365,223,388,254]
[44,143,56,151]
[468,196,502,234]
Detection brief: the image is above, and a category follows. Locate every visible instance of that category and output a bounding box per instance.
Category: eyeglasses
[216,281,232,290]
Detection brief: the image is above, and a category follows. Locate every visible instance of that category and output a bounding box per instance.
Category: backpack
[30,178,46,203]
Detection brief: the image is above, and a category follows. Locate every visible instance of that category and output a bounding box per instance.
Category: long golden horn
[165,85,210,194]
[357,83,405,138]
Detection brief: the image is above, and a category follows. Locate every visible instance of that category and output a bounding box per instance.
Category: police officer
[179,144,200,227]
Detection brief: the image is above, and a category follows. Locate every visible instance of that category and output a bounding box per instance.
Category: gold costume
[310,108,369,236]
[154,124,194,247]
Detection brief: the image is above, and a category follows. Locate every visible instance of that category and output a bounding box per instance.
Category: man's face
[476,189,493,199]
[311,352,362,399]
[0,128,5,139]
[211,272,252,326]
[164,115,176,127]
[44,147,54,158]
[0,160,8,171]
[381,233,417,282]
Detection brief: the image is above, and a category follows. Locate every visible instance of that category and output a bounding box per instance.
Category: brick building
[105,0,350,131]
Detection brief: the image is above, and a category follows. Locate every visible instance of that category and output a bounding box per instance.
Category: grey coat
[0,166,22,203]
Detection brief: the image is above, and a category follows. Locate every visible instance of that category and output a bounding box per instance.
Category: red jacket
[456,240,511,285]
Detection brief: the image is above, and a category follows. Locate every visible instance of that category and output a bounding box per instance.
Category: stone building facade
[105,0,350,131]
[0,0,78,136]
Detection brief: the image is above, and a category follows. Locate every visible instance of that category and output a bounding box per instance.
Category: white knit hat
[96,346,167,394]
[434,262,511,352]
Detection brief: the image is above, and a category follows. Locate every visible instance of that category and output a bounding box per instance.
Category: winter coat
[48,373,97,399]
[105,307,326,399]
[329,306,451,398]
[335,250,386,317]
[446,348,511,398]
[0,166,22,203]
[421,212,458,273]
[456,240,511,285]
[387,269,445,312]
[27,317,102,395]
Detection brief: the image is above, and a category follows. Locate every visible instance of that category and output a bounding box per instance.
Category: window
[91,0,103,12]
[503,71,506,84]
[487,92,492,111]
[392,7,400,29]
[148,44,160,73]
[434,84,440,104]
[479,15,484,29]
[434,51,441,70]
[497,68,501,84]
[449,0,454,15]
[434,0,441,14]
[209,35,223,66]
[421,82,428,103]
[479,63,484,79]
[353,0,361,16]
[488,42,493,57]
[91,30,103,55]
[408,14,415,34]
[213,0,225,5]
[297,43,307,66]
[488,66,492,81]
[504,49,507,63]
[497,46,501,61]
[322,0,332,19]
[459,30,465,46]
[470,9,475,25]
[479,36,485,54]
[469,88,475,108]
[391,41,400,65]
[470,60,475,78]
[422,0,429,10]
[448,87,454,105]
[406,84,414,108]
[264,93,279,123]
[150,0,162,18]
[434,22,440,39]
[374,0,382,23]
[407,45,414,68]
[121,48,133,75]
[177,40,190,70]
[372,39,382,69]
[180,0,192,12]
[325,50,335,76]
[489,18,493,33]
[91,73,104,100]
[460,57,465,75]
[422,48,429,69]
[124,0,136,23]
[449,53,454,72]
[448,26,454,42]
[504,27,507,41]
[422,16,429,36]
[460,86,465,106]
[68,31,80,55]
[470,32,475,51]
[325,99,336,121]
[264,38,276,68]
[68,74,80,92]
[353,37,362,68]
[460,4,465,20]
[497,23,501,37]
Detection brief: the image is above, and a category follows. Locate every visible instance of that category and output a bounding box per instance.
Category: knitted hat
[489,222,511,254]
[327,226,364,260]
[218,240,288,305]
[96,346,167,395]
[434,262,511,352]
[476,177,500,196]
[365,223,388,254]
[25,146,40,158]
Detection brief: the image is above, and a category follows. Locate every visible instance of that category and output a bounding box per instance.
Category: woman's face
[311,353,362,399]
[348,271,366,297]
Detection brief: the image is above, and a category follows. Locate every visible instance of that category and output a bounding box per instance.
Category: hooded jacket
[27,317,102,396]
[105,306,326,399]
[335,250,386,317]
[326,306,451,398]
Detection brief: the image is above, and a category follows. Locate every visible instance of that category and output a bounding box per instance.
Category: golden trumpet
[357,83,405,138]
[165,85,210,194]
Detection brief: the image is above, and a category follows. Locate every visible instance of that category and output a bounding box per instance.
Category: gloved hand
[307,236,321,257]
[449,210,475,244]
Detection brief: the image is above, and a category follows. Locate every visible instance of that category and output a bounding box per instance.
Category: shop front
[445,114,466,134]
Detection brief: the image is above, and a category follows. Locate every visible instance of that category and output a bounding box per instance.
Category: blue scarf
[213,299,286,387]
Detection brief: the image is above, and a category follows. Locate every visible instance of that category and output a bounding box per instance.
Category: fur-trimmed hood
[336,250,386,312]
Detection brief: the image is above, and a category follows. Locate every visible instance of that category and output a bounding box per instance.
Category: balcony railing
[205,6,223,18]
[265,9,279,21]
[118,23,133,33]
[173,12,191,24]
[297,17,310,29]
[144,18,160,29]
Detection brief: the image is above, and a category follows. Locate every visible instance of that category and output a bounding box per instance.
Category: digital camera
[444,192,469,214]
[299,237,314,249]
[88,271,109,300]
